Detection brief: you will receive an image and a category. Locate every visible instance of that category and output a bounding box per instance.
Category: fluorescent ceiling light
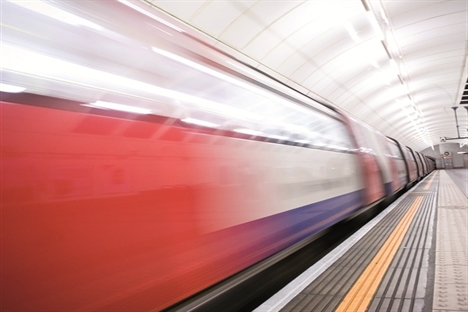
[344,22,360,42]
[8,0,103,31]
[380,11,389,25]
[328,145,349,151]
[181,117,219,128]
[370,59,380,68]
[85,101,151,114]
[366,11,383,40]
[385,59,400,77]
[267,134,289,141]
[234,128,262,136]
[0,83,26,93]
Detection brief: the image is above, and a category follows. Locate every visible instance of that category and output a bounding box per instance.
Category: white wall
[421,143,468,169]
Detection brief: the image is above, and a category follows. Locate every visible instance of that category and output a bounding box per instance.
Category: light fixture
[8,0,103,31]
[181,117,219,128]
[233,128,262,136]
[85,101,151,114]
[344,22,360,42]
[370,59,380,69]
[0,83,26,93]
[267,134,289,141]
[366,11,384,40]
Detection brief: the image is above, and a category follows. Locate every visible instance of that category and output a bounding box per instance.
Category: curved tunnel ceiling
[142,0,467,152]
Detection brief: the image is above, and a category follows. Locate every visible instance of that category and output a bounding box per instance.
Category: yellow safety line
[335,196,423,312]
[424,172,437,190]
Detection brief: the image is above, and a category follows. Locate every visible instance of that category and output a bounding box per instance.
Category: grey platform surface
[255,170,468,312]
[433,170,467,312]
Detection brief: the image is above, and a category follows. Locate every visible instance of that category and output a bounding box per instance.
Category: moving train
[1,1,435,310]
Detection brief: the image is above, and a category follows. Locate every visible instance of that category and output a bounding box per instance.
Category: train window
[386,138,403,159]
[321,118,354,151]
[405,147,416,162]
[2,2,353,154]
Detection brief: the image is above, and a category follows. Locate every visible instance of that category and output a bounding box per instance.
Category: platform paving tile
[368,175,437,312]
[264,171,461,312]
[280,293,344,312]
[313,175,436,312]
[433,283,468,311]
[303,267,360,296]
[391,243,429,269]
[432,170,467,312]
[368,297,401,311]
[372,297,427,312]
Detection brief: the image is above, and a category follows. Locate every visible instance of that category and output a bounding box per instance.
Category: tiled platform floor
[433,170,467,312]
[256,170,467,312]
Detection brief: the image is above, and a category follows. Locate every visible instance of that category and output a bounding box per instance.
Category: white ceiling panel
[411,67,464,85]
[402,36,465,59]
[219,16,265,49]
[390,2,466,29]
[263,1,334,39]
[304,41,386,91]
[398,18,465,40]
[145,0,468,151]
[379,101,403,117]
[277,18,339,50]
[263,46,303,72]
[243,28,282,61]
[384,0,446,17]
[398,24,465,47]
[245,1,302,27]
[405,49,463,66]
[407,55,463,71]
[190,1,252,37]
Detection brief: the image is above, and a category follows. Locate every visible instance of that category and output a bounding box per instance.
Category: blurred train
[1,1,435,311]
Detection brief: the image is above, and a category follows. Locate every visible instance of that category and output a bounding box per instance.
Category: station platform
[255,169,467,312]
